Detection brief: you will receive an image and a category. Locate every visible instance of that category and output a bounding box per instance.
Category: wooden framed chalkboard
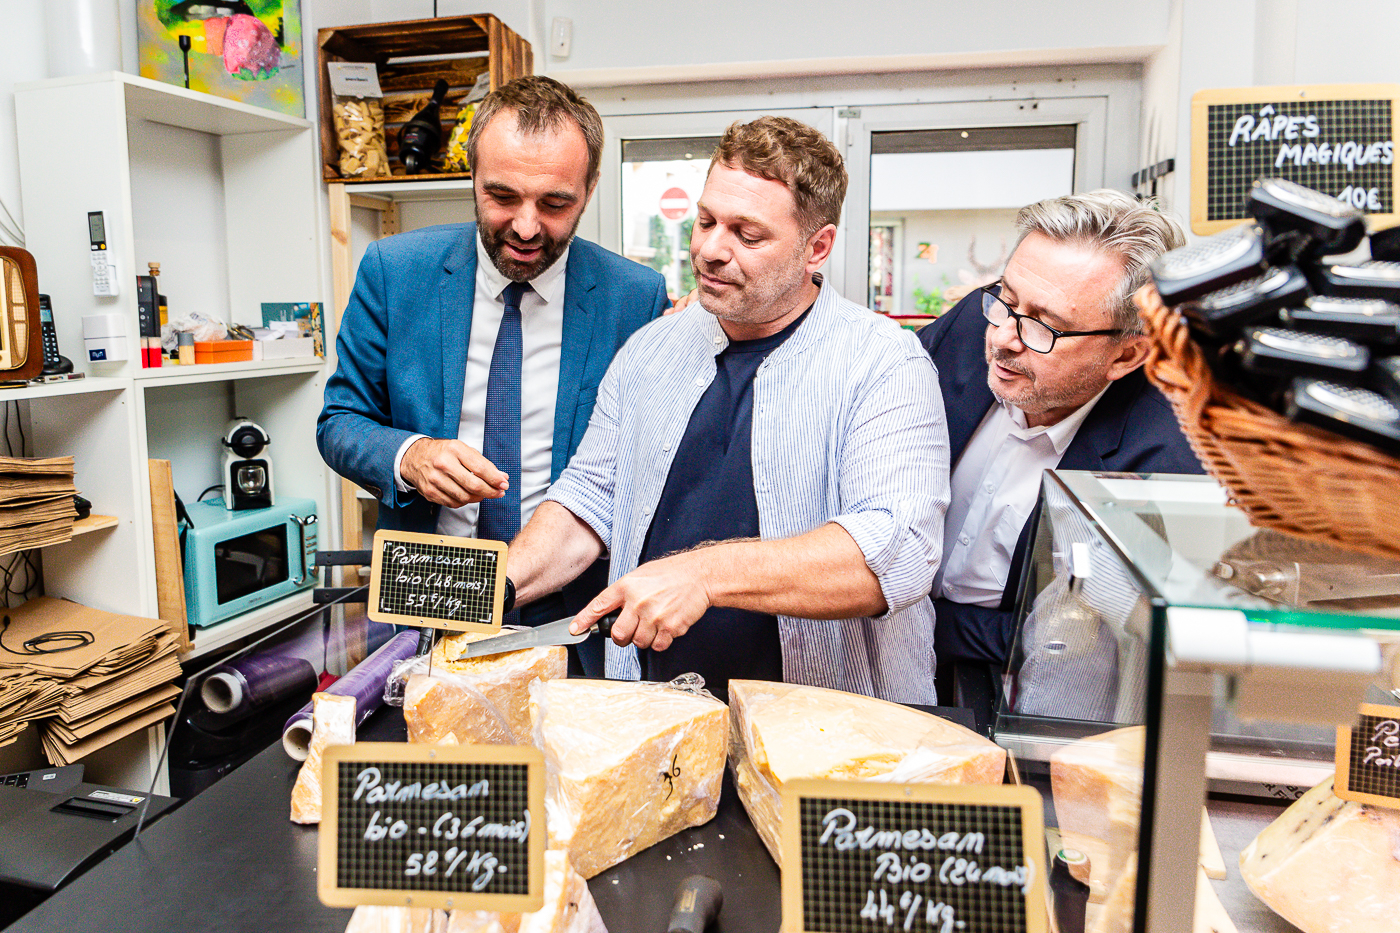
[1334,702,1400,810]
[367,529,507,633]
[780,780,1047,933]
[318,742,546,912]
[1191,83,1400,235]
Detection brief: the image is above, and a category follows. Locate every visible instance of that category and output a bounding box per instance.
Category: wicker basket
[1136,283,1400,561]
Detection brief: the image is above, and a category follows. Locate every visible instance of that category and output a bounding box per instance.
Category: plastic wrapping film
[398,631,569,746]
[289,692,356,824]
[281,631,420,760]
[1239,774,1400,933]
[343,851,608,933]
[529,675,728,879]
[726,679,1008,864]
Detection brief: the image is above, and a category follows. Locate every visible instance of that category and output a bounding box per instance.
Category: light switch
[551,17,572,59]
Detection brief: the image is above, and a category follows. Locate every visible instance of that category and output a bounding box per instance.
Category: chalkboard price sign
[368,529,508,633]
[780,780,1046,933]
[318,743,545,912]
[1334,703,1400,810]
[1191,83,1400,235]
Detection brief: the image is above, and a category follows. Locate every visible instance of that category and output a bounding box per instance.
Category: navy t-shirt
[638,308,811,702]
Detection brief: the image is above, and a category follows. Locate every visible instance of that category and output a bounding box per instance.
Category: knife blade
[462,611,620,659]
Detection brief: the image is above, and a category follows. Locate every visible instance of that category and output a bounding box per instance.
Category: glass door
[843,98,1108,321]
[588,108,838,302]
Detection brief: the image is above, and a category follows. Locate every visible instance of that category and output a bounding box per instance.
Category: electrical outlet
[551,17,572,59]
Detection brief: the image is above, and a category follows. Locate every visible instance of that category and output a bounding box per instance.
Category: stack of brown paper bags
[0,596,183,764]
[0,456,77,556]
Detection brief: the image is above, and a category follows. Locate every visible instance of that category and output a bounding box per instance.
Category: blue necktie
[477,281,528,546]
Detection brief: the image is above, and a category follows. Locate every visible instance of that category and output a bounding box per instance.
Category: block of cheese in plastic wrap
[1051,726,1144,902]
[343,851,606,933]
[404,633,568,745]
[529,678,728,879]
[1239,774,1400,933]
[289,692,356,824]
[727,679,1007,864]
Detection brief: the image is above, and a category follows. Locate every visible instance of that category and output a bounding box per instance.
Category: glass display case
[995,470,1400,933]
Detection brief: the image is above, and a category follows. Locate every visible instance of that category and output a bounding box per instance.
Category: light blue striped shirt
[544,275,951,702]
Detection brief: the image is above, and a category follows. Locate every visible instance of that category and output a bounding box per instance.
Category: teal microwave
[182,497,318,628]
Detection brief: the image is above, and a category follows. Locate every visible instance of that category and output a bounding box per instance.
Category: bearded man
[918,190,1204,728]
[501,116,950,703]
[319,76,668,641]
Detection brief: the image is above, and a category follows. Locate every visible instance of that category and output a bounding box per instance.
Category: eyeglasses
[980,281,1123,354]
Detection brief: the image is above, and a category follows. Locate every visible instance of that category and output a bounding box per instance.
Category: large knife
[462,610,620,659]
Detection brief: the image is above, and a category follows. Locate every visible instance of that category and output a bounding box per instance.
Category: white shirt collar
[475,232,572,307]
[1004,383,1112,454]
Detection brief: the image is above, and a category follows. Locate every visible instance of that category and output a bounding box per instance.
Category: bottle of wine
[399,79,449,175]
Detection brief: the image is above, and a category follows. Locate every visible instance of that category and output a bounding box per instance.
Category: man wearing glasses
[918,189,1203,729]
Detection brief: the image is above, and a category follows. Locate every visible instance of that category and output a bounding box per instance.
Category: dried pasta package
[333,96,390,179]
[402,631,568,745]
[727,679,1007,864]
[442,104,475,173]
[529,676,728,879]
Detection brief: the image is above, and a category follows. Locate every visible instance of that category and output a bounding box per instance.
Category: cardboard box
[193,340,253,364]
[253,336,316,361]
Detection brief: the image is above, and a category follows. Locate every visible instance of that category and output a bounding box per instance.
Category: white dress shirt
[392,235,568,537]
[935,386,1109,607]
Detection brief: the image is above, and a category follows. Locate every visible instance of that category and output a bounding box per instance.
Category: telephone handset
[37,295,72,376]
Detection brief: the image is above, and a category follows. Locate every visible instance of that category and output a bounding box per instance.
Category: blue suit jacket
[318,224,666,643]
[919,290,1204,665]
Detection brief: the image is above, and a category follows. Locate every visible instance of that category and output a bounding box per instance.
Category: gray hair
[1014,189,1186,335]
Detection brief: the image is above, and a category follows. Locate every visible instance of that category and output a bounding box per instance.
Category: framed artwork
[138,1,305,117]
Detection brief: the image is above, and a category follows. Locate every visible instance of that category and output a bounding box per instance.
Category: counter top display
[997,469,1400,933]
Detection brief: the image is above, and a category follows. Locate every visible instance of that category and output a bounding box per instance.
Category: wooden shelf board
[71,514,119,537]
[330,176,476,201]
[134,357,324,387]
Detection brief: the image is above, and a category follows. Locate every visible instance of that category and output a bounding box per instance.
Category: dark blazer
[318,223,667,642]
[919,289,1204,666]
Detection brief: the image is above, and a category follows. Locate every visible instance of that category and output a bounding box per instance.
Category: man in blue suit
[318,77,668,668]
[918,190,1203,729]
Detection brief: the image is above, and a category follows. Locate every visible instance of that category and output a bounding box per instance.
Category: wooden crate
[317,14,532,183]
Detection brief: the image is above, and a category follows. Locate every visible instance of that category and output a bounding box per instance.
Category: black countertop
[4,706,783,933]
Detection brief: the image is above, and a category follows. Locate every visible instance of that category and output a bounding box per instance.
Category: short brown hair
[466,75,604,186]
[710,117,848,235]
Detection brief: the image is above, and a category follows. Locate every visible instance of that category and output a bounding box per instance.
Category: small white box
[253,336,315,361]
[82,313,129,362]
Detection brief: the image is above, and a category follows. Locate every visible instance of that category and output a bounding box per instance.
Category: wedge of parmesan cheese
[727,680,1007,864]
[1088,858,1236,933]
[345,907,448,933]
[406,634,567,745]
[1239,775,1400,933]
[529,679,728,879]
[289,692,355,824]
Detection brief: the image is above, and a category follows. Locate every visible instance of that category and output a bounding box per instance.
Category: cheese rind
[1240,775,1400,933]
[727,680,1007,864]
[405,634,567,745]
[289,692,356,824]
[530,679,728,879]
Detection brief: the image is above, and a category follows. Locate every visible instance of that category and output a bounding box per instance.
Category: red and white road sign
[659,187,691,220]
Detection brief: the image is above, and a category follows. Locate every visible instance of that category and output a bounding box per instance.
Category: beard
[692,241,812,328]
[479,214,579,283]
[985,342,1109,415]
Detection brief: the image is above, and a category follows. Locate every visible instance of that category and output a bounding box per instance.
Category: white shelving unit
[13,73,333,791]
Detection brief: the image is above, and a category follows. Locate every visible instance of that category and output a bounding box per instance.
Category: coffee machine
[221,418,273,510]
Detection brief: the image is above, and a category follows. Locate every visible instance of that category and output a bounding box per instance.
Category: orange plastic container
[193,340,254,364]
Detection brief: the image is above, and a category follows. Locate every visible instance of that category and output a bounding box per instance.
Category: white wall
[0,0,49,244]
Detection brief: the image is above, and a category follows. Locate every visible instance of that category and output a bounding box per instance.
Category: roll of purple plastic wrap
[280,630,420,759]
[199,654,318,727]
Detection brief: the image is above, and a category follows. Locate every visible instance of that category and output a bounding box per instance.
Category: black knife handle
[595,610,621,640]
[667,874,723,933]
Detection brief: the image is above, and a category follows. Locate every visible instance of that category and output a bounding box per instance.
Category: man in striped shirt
[502,117,951,703]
